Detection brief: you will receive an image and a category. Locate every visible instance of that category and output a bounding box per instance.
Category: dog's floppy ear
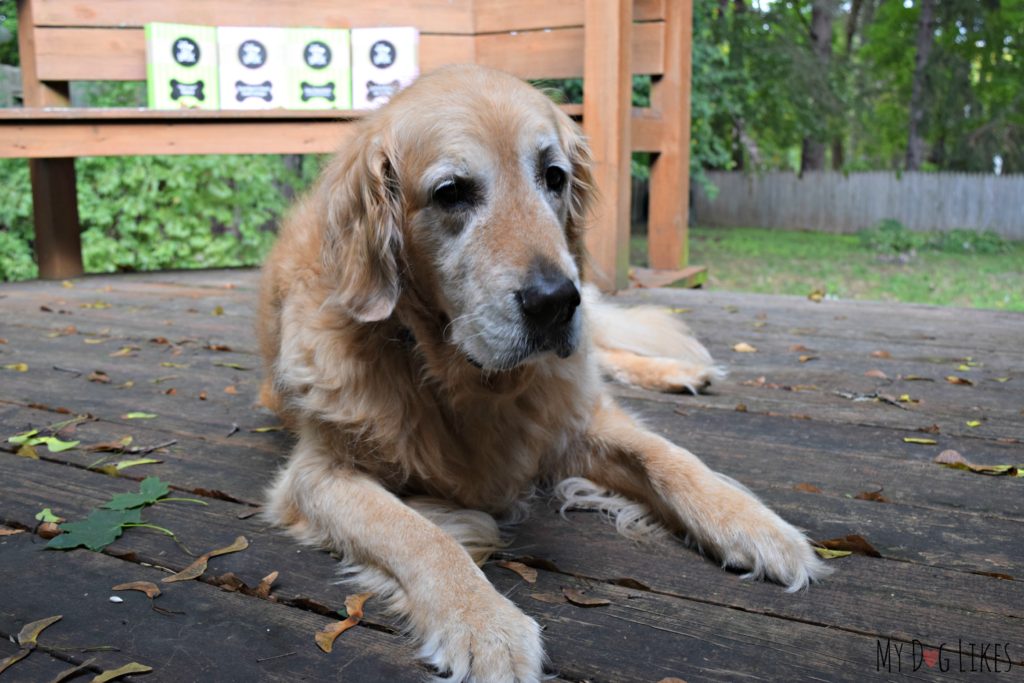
[557,115,596,266]
[320,131,403,322]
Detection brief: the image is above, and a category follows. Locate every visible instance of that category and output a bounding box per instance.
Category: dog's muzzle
[516,270,581,359]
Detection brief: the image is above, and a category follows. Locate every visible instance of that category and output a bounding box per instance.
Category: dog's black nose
[517,273,581,328]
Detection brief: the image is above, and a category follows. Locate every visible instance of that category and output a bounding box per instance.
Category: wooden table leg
[30,157,84,279]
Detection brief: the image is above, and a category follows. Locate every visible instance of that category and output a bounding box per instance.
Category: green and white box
[145,23,219,109]
[351,27,419,109]
[286,28,351,109]
[217,26,288,109]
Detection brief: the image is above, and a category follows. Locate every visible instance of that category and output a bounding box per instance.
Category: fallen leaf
[945,375,974,386]
[732,342,757,353]
[903,437,937,445]
[121,412,157,420]
[255,571,279,599]
[17,615,62,647]
[83,338,107,345]
[734,403,748,412]
[80,301,111,309]
[818,534,881,558]
[752,320,767,328]
[0,650,30,675]
[38,436,81,453]
[162,536,250,583]
[96,458,162,475]
[898,394,920,404]
[993,377,1010,383]
[215,362,251,370]
[35,508,63,524]
[814,547,852,560]
[864,369,888,379]
[224,385,238,395]
[794,482,822,494]
[934,450,1023,477]
[798,355,818,363]
[657,678,687,683]
[250,425,285,433]
[213,305,224,316]
[103,477,171,510]
[562,587,610,607]
[3,362,28,372]
[529,592,566,605]
[112,581,162,599]
[807,288,825,303]
[87,371,111,384]
[117,381,134,390]
[8,429,39,445]
[917,424,941,434]
[160,362,188,368]
[86,436,133,453]
[315,592,374,653]
[854,489,890,503]
[497,560,538,584]
[902,375,933,381]
[108,346,139,358]
[205,343,232,352]
[90,662,152,682]
[965,420,982,428]
[17,444,39,459]
[871,350,892,359]
[47,657,96,683]
[0,528,25,536]
[47,508,143,551]
[61,280,75,288]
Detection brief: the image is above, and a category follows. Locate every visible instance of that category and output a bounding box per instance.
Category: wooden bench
[1,0,698,291]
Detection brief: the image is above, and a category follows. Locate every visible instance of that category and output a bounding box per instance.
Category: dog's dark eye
[545,166,567,193]
[432,178,475,210]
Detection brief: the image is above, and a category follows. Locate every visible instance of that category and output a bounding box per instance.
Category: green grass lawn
[631,226,1024,311]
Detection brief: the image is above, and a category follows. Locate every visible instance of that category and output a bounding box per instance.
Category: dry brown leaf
[529,592,567,605]
[0,650,30,676]
[255,571,279,599]
[934,449,1023,477]
[164,388,177,396]
[818,534,881,558]
[794,482,822,494]
[87,370,111,384]
[734,403,748,412]
[854,490,890,503]
[85,436,133,453]
[871,350,892,359]
[46,657,96,683]
[224,385,238,395]
[162,536,249,583]
[732,342,757,353]
[658,678,687,683]
[864,369,888,379]
[315,617,359,653]
[789,344,809,352]
[112,581,161,599]
[917,424,941,434]
[562,587,610,607]
[17,615,62,647]
[798,355,819,363]
[497,560,538,584]
[0,528,25,536]
[108,346,139,358]
[205,343,232,352]
[945,375,974,386]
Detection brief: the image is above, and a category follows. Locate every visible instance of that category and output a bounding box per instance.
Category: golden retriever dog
[258,64,828,681]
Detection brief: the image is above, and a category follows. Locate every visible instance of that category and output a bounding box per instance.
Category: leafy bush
[859,219,926,254]
[0,154,322,281]
[858,218,1010,257]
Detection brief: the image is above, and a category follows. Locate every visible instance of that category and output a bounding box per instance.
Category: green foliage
[859,219,927,253]
[103,476,171,511]
[859,219,1010,255]
[0,0,18,66]
[46,507,143,551]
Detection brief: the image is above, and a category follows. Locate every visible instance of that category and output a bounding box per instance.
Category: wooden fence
[693,171,1024,239]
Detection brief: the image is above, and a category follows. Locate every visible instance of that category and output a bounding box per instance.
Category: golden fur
[258,65,828,682]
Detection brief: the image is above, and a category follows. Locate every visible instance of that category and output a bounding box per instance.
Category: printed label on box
[351,27,419,109]
[146,23,219,109]
[217,27,288,109]
[286,28,351,109]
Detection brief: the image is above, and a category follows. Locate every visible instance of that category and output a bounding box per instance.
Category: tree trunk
[800,0,834,176]
[906,0,936,171]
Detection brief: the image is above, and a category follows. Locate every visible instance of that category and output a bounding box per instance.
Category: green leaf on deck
[35,508,63,524]
[3,362,29,372]
[91,662,153,682]
[814,547,853,560]
[903,437,938,445]
[121,412,157,420]
[36,436,81,453]
[214,362,251,370]
[47,508,142,551]
[102,477,171,510]
[8,429,39,445]
[17,615,62,647]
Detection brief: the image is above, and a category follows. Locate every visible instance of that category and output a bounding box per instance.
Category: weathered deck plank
[2,268,1022,681]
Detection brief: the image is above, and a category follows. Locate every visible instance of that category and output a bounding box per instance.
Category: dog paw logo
[301,82,336,102]
[238,40,267,69]
[304,41,331,69]
[366,79,400,103]
[235,80,273,102]
[369,40,396,69]
[170,79,205,101]
[172,37,200,67]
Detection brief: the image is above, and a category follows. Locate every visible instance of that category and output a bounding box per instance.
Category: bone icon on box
[351,27,419,109]
[218,27,287,109]
[146,23,219,109]
[286,28,351,109]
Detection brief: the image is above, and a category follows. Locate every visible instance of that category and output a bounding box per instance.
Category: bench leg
[30,158,84,279]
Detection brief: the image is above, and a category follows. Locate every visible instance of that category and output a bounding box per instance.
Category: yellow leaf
[213,305,224,316]
[162,536,249,583]
[903,437,937,445]
[17,615,62,647]
[957,364,972,372]
[966,420,982,428]
[814,547,853,560]
[61,280,75,288]
[732,342,757,353]
[807,288,825,303]
[945,375,974,386]
[83,338,107,344]
[90,662,152,682]
[3,363,28,372]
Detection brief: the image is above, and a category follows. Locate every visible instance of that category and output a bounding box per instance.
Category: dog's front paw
[711,505,832,592]
[600,350,724,394]
[419,590,543,683]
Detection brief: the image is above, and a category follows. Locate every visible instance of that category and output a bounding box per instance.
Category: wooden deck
[1,269,1021,682]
